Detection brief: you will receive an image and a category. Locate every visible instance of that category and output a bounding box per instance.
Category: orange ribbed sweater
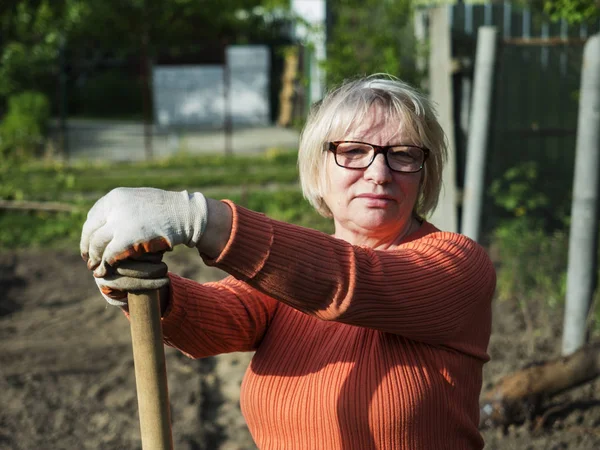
[160,202,496,450]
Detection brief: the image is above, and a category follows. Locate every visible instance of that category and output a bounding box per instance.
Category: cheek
[325,159,358,192]
[395,172,421,190]
[322,172,361,213]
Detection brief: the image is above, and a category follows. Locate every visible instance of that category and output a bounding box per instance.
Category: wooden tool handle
[128,290,174,450]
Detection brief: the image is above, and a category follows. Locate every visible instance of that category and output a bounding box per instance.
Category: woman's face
[322,107,422,244]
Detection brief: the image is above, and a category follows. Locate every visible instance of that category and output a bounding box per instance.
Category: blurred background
[1,1,600,449]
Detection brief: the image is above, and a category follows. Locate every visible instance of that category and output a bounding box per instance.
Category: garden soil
[1,247,600,450]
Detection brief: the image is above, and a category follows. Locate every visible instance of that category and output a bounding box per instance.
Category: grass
[1,150,301,201]
[0,149,333,249]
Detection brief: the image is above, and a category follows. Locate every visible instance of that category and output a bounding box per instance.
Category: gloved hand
[80,187,208,277]
[95,257,170,306]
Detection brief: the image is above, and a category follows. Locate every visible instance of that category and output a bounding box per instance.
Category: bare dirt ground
[1,246,600,450]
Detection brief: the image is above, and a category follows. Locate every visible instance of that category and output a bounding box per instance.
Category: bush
[492,217,569,308]
[490,217,600,338]
[0,91,51,159]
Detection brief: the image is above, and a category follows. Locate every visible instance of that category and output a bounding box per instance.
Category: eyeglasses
[326,141,429,173]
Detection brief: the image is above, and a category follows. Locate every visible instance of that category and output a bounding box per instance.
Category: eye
[336,143,372,157]
[389,146,422,162]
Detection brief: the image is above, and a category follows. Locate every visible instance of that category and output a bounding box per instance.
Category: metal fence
[448,1,600,235]
[48,42,301,162]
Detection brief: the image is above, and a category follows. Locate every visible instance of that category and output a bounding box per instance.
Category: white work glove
[80,187,208,277]
[95,257,170,306]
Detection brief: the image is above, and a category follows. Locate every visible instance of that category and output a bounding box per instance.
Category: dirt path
[1,247,600,449]
[0,248,255,450]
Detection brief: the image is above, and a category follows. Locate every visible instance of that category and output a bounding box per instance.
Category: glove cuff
[186,191,209,247]
[95,278,128,306]
[105,295,128,307]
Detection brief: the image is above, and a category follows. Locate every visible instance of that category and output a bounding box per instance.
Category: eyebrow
[340,139,421,147]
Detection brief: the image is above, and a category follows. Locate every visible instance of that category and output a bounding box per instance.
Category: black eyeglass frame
[326,141,430,173]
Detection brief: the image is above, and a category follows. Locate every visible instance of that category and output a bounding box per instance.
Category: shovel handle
[128,290,174,450]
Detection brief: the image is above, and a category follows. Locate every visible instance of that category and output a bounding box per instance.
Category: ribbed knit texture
[161,201,496,450]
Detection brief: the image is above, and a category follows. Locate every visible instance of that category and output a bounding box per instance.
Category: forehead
[342,107,405,145]
[348,120,400,143]
[324,102,421,145]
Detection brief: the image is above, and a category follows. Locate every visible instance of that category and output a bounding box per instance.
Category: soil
[1,247,599,450]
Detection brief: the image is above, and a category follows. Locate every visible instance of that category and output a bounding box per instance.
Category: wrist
[196,199,233,258]
[185,191,209,247]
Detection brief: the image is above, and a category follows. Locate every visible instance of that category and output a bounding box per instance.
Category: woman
[81,75,496,449]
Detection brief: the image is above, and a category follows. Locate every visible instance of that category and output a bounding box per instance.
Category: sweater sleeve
[203,201,496,344]
[159,272,279,358]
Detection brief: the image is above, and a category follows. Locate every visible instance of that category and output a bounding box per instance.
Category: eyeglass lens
[334,142,425,172]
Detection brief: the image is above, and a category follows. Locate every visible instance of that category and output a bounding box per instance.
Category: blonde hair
[298,74,447,219]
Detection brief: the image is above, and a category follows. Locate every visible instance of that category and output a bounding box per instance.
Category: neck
[333,217,419,250]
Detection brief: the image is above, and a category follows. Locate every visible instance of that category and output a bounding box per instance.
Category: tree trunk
[480,341,600,428]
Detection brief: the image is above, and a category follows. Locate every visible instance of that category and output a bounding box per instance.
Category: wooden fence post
[461,26,498,241]
[428,6,458,232]
[562,34,600,356]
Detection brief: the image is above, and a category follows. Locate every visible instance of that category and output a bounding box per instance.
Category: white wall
[152,45,271,129]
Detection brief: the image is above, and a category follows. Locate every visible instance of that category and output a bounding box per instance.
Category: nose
[364,153,392,184]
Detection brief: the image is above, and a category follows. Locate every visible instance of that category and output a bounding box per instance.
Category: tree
[0,0,84,99]
[546,0,599,23]
[323,0,418,88]
[0,0,292,157]
[0,0,291,102]
[523,0,600,23]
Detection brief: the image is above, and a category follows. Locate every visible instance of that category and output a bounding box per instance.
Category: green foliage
[488,162,568,323]
[0,0,292,114]
[323,0,419,87]
[0,150,301,202]
[489,162,549,220]
[68,0,288,54]
[492,217,569,309]
[490,217,600,336]
[519,0,600,24]
[543,0,600,23]
[0,209,86,248]
[489,162,570,231]
[0,90,51,158]
[0,149,333,248]
[0,41,50,98]
[489,162,600,336]
[0,1,80,99]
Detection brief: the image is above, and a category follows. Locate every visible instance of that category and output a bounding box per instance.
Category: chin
[355,217,399,232]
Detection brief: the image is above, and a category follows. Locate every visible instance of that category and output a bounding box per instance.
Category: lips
[356,194,396,207]
[356,194,395,200]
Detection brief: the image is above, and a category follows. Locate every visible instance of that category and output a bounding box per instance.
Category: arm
[159,273,279,358]
[200,202,496,344]
[81,189,493,346]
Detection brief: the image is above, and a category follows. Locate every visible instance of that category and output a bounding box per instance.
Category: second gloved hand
[80,187,208,277]
[95,258,170,306]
